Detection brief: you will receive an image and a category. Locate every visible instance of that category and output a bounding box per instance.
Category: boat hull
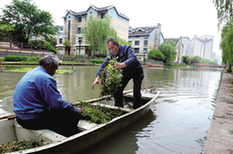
[0,89,160,154]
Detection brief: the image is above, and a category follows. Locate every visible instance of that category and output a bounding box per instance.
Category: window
[68,20,70,40]
[128,41,132,44]
[135,41,140,45]
[134,48,139,53]
[78,16,82,22]
[143,48,148,52]
[78,37,82,44]
[59,38,62,44]
[144,40,148,46]
[77,27,81,34]
[101,13,105,19]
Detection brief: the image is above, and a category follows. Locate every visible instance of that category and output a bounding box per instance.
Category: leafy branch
[99,57,122,98]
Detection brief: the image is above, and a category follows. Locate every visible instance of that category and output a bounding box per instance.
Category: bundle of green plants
[76,101,125,124]
[99,57,122,98]
[0,139,44,154]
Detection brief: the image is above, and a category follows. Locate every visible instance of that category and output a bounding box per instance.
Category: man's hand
[114,62,126,69]
[92,76,101,89]
[78,108,83,114]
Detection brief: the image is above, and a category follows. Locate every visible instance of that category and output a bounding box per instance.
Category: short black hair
[106,38,118,45]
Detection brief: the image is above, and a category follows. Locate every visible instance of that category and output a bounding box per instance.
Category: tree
[159,40,177,63]
[117,37,131,46]
[191,55,202,64]
[63,39,71,55]
[213,0,233,28]
[182,55,191,65]
[44,41,57,54]
[214,0,233,65]
[201,58,211,64]
[148,49,164,61]
[0,0,58,42]
[211,59,218,65]
[0,21,14,36]
[220,20,233,65]
[84,15,117,56]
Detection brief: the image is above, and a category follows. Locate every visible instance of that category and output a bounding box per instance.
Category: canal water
[0,65,223,154]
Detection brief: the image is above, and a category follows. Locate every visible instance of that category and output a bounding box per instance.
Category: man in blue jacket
[92,38,144,109]
[13,54,83,137]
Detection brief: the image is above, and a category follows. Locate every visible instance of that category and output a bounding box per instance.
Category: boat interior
[0,90,156,150]
[0,97,135,146]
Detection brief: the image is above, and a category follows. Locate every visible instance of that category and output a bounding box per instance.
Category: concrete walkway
[203,73,233,154]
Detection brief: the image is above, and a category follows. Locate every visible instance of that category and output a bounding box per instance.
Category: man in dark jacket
[92,38,144,109]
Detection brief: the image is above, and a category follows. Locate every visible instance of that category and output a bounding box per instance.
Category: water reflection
[0,65,223,153]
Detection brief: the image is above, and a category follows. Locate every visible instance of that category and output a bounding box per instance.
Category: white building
[192,35,214,60]
[182,37,193,57]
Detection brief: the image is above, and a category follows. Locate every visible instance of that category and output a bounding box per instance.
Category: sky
[0,0,222,55]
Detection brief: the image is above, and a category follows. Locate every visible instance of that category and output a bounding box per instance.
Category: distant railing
[0,35,49,52]
[0,50,48,58]
[194,63,226,68]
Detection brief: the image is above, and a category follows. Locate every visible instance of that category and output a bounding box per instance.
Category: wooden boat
[0,87,160,154]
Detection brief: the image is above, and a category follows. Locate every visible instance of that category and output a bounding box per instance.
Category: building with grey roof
[128,23,164,62]
[56,4,129,56]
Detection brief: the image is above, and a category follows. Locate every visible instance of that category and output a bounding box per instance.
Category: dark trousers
[17,110,80,137]
[114,68,144,109]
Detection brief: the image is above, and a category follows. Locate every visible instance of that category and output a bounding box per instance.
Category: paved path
[203,73,233,154]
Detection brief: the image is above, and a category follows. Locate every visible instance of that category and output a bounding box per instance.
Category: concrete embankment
[203,73,233,154]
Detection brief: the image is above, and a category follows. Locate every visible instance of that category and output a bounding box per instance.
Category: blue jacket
[96,44,142,77]
[13,66,79,120]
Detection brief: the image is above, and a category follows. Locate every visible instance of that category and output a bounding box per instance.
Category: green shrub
[148,49,164,61]
[72,54,84,59]
[48,44,57,54]
[140,62,145,65]
[28,56,37,62]
[21,56,28,61]
[14,56,22,61]
[0,57,4,62]
[4,55,40,62]
[89,59,105,64]
[182,56,191,65]
[4,55,14,61]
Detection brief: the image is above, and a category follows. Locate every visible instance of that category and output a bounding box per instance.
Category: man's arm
[92,55,111,89]
[42,79,83,114]
[92,76,101,89]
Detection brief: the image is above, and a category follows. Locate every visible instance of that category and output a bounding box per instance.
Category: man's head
[39,54,59,76]
[106,38,119,55]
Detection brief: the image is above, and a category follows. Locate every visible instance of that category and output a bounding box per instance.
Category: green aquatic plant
[99,57,122,98]
[76,101,125,124]
[0,139,44,154]
[5,68,73,74]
